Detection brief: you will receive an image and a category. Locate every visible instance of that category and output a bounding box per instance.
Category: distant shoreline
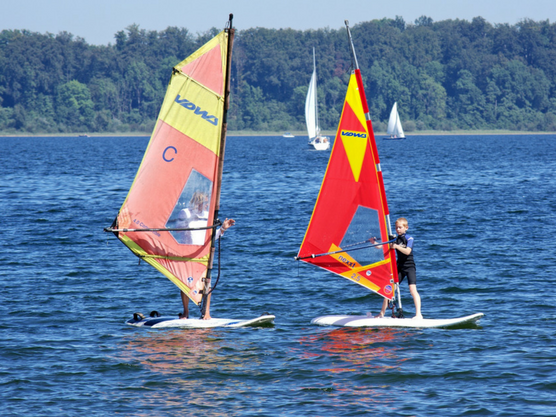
[1,129,555,138]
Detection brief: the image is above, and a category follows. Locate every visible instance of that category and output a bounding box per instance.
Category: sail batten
[297,22,399,301]
[107,18,234,306]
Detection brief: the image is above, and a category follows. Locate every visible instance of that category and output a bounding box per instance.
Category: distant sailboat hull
[310,137,330,150]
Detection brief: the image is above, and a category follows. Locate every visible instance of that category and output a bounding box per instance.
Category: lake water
[1,134,555,416]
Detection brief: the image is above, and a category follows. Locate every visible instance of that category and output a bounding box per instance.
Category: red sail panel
[112,29,231,305]
[298,71,397,300]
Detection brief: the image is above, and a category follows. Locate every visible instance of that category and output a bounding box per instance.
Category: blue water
[1,134,555,416]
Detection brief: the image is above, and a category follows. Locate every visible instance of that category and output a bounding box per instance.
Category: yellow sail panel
[345,77,367,130]
[328,243,384,292]
[156,31,228,155]
[340,75,369,182]
[159,71,224,155]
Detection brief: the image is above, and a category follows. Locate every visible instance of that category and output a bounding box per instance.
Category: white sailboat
[385,102,405,139]
[305,48,330,151]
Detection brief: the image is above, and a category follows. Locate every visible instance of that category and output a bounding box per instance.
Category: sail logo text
[133,219,161,237]
[175,95,218,126]
[341,130,367,139]
[163,146,177,162]
[338,255,356,268]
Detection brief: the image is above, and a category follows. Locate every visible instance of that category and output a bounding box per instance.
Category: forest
[1,15,556,134]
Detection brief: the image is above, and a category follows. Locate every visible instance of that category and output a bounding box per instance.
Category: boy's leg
[409,284,422,319]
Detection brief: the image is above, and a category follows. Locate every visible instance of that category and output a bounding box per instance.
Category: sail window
[341,206,385,266]
[166,169,213,245]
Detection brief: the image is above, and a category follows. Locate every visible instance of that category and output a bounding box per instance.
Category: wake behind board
[311,312,484,329]
[127,312,275,329]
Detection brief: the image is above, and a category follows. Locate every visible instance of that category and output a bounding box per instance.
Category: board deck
[127,313,275,329]
[311,312,484,329]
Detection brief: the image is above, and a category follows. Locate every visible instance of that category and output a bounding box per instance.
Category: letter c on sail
[163,146,177,162]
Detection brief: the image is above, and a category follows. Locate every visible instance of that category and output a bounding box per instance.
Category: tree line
[1,16,556,134]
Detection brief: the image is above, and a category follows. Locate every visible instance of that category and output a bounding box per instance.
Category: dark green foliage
[1,17,556,134]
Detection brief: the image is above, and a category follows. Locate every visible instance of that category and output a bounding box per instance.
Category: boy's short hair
[396,217,409,228]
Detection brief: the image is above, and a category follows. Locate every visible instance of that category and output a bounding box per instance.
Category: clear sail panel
[340,206,385,266]
[166,169,213,245]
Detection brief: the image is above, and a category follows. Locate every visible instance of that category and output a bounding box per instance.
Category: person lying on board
[179,218,235,320]
[377,217,423,319]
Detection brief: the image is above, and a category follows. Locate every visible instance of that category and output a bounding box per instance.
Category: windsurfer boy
[377,217,423,319]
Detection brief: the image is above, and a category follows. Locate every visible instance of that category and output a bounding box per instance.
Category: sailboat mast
[202,14,235,315]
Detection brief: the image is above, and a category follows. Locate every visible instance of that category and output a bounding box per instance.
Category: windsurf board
[127,312,275,329]
[311,312,484,329]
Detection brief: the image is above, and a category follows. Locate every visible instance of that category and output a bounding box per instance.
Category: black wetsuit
[396,233,416,285]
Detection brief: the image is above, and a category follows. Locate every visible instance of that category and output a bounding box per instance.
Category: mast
[345,20,402,311]
[201,14,235,316]
[345,21,360,71]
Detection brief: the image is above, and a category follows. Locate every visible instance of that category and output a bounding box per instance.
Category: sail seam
[140,255,210,262]
[174,70,225,100]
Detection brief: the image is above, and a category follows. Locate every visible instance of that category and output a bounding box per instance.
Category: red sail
[297,70,398,300]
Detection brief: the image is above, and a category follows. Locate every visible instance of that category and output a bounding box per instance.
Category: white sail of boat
[305,48,330,151]
[386,102,405,139]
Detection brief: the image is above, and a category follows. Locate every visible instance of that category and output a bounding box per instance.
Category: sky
[1,0,555,46]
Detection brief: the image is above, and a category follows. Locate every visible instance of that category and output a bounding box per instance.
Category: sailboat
[295,21,483,329]
[305,48,330,151]
[104,15,274,329]
[385,102,405,140]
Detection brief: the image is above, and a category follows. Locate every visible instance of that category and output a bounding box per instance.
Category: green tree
[56,80,94,131]
[453,69,486,128]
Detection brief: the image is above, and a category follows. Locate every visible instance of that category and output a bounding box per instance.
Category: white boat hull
[311,312,484,329]
[309,136,330,151]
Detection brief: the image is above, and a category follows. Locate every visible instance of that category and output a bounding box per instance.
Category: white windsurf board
[311,312,484,329]
[127,313,275,329]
